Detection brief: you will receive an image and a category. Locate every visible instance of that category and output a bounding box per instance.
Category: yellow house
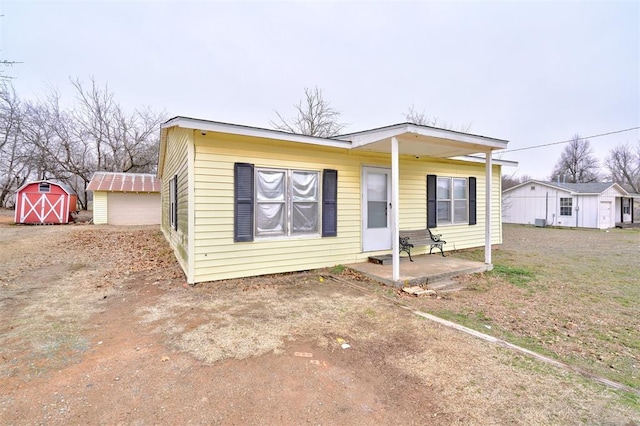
[158,117,513,285]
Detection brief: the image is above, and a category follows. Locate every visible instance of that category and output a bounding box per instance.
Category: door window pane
[368,201,387,228]
[367,173,387,202]
[367,172,387,229]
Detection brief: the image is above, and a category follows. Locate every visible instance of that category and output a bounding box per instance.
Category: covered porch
[347,253,490,289]
[339,123,510,283]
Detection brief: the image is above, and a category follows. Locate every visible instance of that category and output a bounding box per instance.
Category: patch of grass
[330,264,346,274]
[490,264,535,288]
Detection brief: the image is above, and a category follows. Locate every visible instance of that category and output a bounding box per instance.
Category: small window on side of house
[169,175,178,230]
[531,186,535,191]
[39,183,50,193]
[560,197,572,216]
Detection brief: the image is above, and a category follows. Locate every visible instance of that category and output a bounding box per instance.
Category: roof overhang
[158,117,513,178]
[339,123,509,158]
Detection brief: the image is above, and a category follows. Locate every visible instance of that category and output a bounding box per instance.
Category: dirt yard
[0,211,638,425]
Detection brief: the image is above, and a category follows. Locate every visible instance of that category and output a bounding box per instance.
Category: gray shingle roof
[538,181,616,194]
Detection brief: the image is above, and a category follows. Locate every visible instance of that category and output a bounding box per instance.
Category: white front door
[599,201,612,229]
[362,167,391,251]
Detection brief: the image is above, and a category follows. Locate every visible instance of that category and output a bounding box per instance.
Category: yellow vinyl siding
[396,159,502,252]
[160,127,191,277]
[92,191,108,224]
[193,133,379,282]
[190,132,503,283]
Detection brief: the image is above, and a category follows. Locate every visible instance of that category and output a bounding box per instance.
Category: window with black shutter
[234,163,255,242]
[322,169,338,237]
[427,174,477,227]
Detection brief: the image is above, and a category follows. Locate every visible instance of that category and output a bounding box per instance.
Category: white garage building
[87,172,161,225]
[502,180,634,229]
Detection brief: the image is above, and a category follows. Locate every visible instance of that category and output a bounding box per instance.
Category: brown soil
[0,214,638,425]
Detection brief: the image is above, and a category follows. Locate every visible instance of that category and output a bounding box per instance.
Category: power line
[499,126,640,153]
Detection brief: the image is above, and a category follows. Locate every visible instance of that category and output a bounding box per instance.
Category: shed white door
[107,192,161,225]
[599,201,612,229]
[362,167,391,251]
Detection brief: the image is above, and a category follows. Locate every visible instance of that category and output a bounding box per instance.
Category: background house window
[560,197,572,216]
[437,177,468,224]
[622,198,630,215]
[255,168,319,237]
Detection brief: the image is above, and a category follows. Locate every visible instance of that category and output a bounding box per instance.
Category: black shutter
[427,174,437,228]
[469,177,477,225]
[322,169,338,237]
[172,175,178,231]
[234,163,254,242]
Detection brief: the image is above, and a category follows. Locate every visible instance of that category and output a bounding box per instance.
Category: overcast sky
[1,0,638,179]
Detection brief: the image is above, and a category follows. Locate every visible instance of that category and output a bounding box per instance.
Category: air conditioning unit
[534,219,546,227]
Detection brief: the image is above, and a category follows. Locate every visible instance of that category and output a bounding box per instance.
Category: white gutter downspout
[485,151,492,266]
[391,137,400,282]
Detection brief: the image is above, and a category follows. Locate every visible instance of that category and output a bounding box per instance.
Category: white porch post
[485,150,493,265]
[391,137,400,281]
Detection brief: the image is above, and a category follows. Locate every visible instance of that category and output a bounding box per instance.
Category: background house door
[599,201,612,229]
[362,167,391,251]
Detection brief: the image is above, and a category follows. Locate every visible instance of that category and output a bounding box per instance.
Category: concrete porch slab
[347,254,491,288]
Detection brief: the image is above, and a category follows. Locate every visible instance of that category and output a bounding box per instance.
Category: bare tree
[271,86,346,137]
[0,82,29,207]
[70,77,165,174]
[9,78,166,209]
[404,105,472,133]
[605,141,640,193]
[501,172,532,191]
[550,135,600,183]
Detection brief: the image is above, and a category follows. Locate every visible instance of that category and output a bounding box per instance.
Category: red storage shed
[14,181,78,224]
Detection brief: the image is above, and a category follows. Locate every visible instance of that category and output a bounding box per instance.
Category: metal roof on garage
[87,172,161,193]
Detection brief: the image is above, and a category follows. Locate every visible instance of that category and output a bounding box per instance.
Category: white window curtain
[292,171,318,233]
[255,169,319,237]
[256,170,286,235]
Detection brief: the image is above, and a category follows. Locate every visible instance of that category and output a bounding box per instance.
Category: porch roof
[338,122,509,158]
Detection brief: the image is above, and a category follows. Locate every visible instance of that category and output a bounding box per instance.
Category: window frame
[559,197,572,216]
[39,183,51,193]
[436,177,469,225]
[169,175,177,231]
[254,167,321,238]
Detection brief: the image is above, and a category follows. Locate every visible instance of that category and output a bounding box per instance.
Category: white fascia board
[162,117,352,150]
[345,123,509,150]
[450,155,518,167]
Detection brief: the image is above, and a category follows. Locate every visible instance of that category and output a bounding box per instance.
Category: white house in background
[502,180,636,229]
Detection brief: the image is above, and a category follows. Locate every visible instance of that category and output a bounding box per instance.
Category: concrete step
[427,279,459,291]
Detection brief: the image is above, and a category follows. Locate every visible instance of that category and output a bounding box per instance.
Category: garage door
[107,192,161,225]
